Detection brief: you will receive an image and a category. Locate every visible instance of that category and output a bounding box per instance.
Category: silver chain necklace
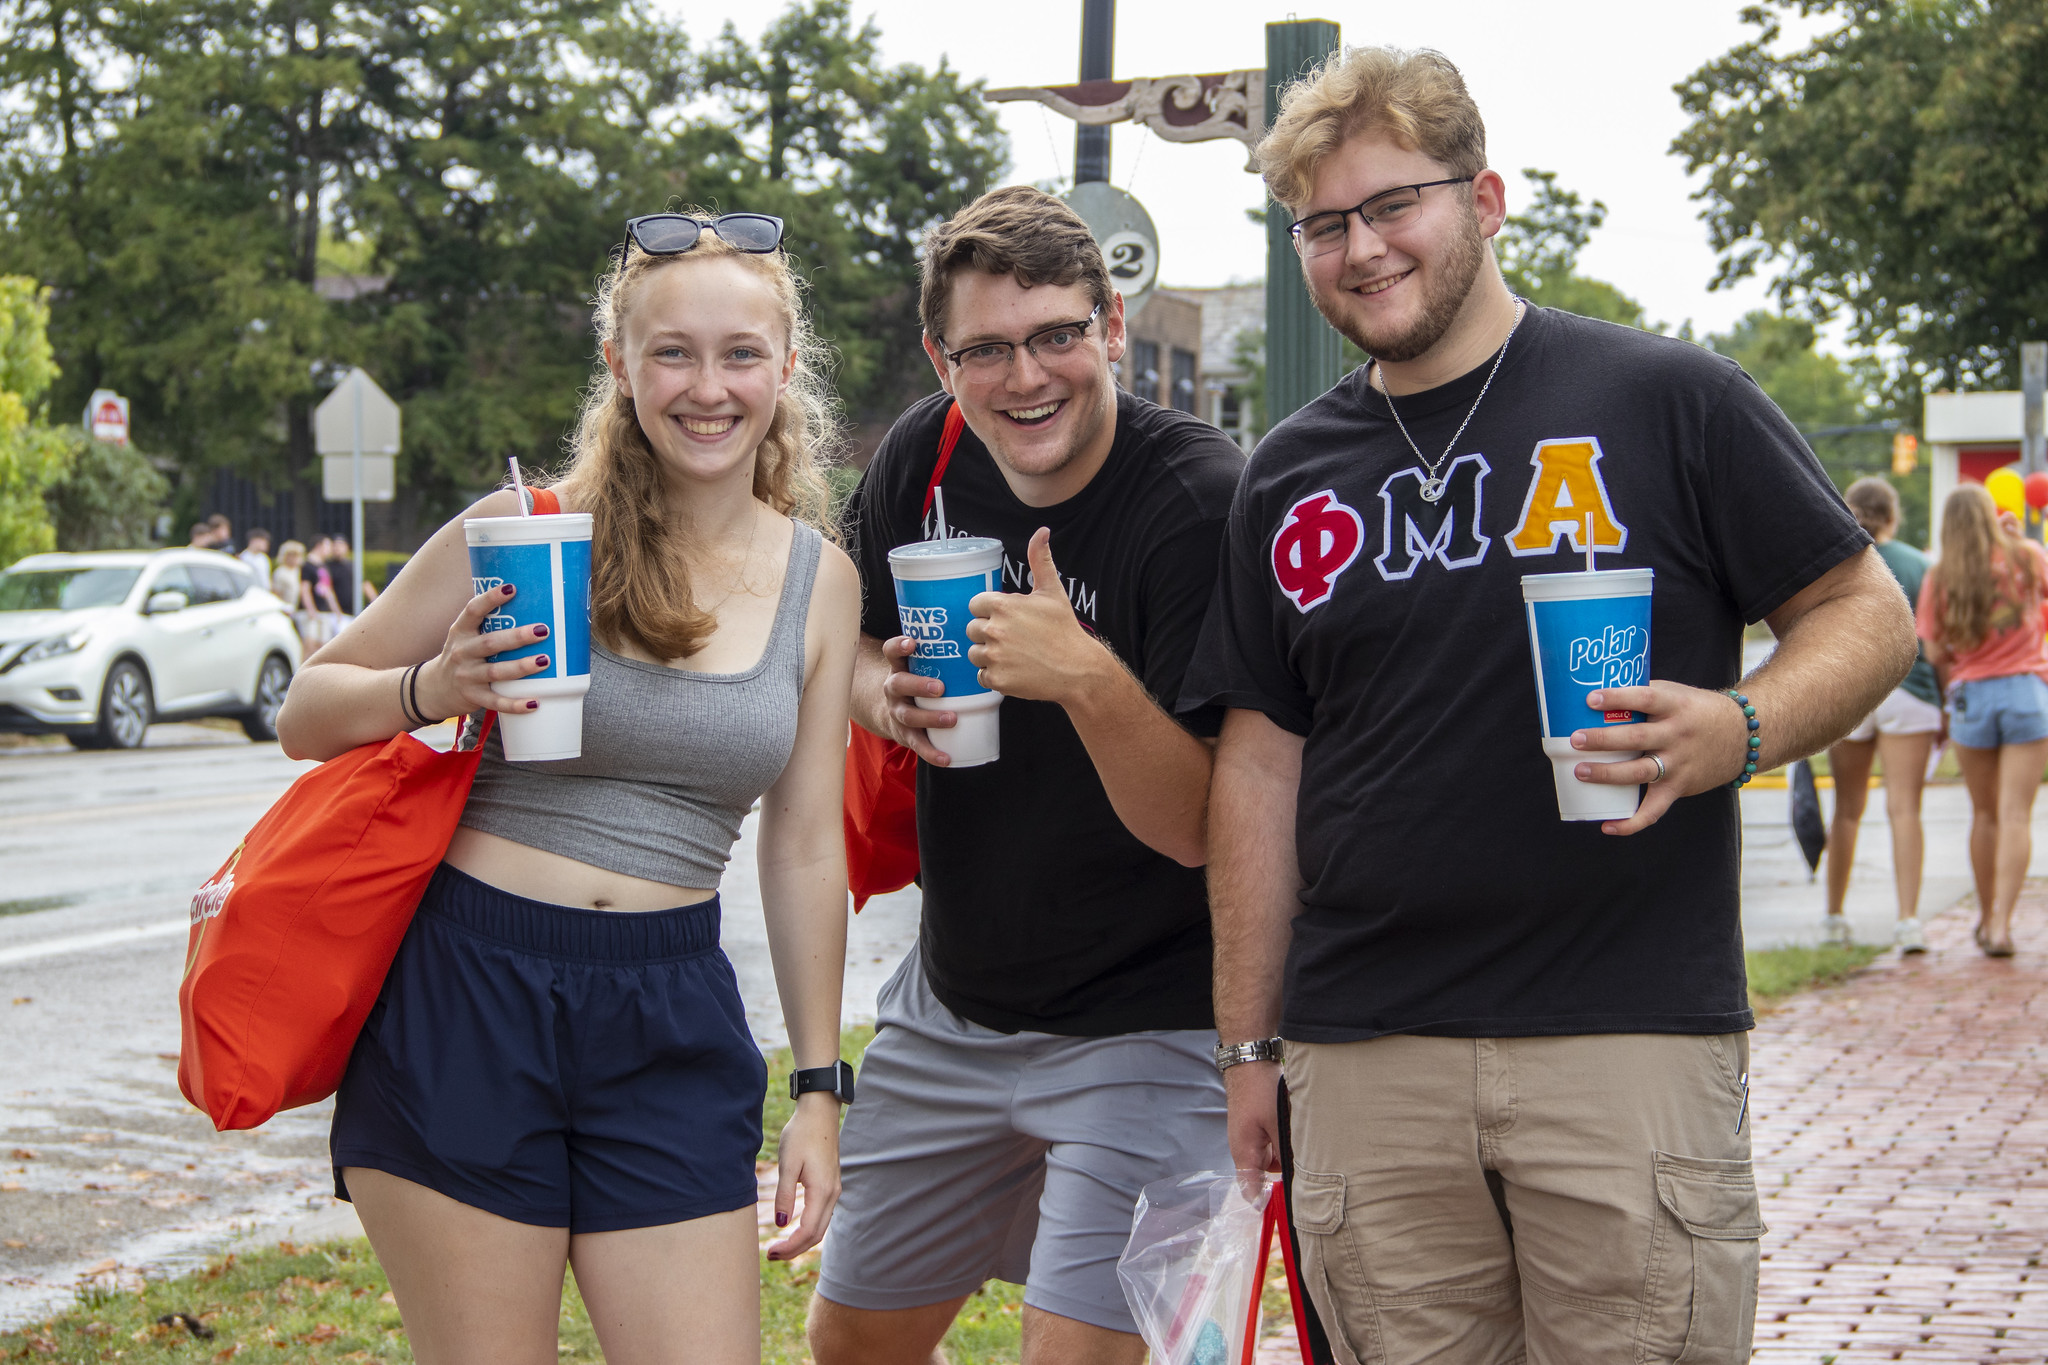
[1374,299,1526,503]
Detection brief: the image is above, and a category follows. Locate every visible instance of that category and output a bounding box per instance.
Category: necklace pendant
[1419,477,1447,503]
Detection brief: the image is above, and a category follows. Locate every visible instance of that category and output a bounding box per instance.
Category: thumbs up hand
[966,528,1107,705]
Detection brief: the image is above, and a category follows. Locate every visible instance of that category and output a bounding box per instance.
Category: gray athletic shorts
[816,950,1228,1334]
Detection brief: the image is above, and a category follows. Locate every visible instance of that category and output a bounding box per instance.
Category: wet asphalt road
[0,723,920,1327]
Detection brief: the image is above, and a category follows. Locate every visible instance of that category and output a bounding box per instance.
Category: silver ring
[1648,752,1668,784]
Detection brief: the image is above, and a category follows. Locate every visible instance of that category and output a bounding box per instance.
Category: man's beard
[1310,202,1488,364]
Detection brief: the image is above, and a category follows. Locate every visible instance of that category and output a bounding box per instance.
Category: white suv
[0,549,303,749]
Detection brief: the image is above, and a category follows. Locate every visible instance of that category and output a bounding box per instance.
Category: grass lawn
[2,943,1886,1361]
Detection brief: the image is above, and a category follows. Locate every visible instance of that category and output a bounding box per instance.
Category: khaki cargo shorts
[1285,1032,1763,1365]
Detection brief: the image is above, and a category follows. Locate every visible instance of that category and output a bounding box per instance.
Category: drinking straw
[1584,511,1595,574]
[933,486,950,541]
[508,456,530,516]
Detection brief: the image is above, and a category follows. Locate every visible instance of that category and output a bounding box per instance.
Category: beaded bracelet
[1726,690,1760,787]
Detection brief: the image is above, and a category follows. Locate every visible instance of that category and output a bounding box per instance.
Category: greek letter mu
[1270,437,1631,613]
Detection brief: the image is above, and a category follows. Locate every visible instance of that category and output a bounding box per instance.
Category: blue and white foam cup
[888,537,1005,768]
[464,512,593,762]
[1521,567,1653,821]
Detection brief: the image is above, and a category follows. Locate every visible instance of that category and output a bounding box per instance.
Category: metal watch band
[1213,1038,1283,1072]
[789,1059,856,1104]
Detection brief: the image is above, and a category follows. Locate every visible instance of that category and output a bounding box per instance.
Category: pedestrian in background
[239,528,273,586]
[1823,477,1942,952]
[301,537,341,646]
[1918,481,2048,957]
[186,521,214,549]
[207,513,235,554]
[329,535,377,608]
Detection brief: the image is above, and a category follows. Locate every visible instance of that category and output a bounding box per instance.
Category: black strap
[1278,1077,1339,1365]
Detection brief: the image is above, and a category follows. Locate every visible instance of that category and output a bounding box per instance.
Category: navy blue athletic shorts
[330,862,765,1233]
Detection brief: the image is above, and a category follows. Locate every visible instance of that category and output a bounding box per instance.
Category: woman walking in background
[1823,478,1944,952]
[1918,482,2048,957]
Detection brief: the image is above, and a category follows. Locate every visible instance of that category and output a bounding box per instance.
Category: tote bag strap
[920,403,966,521]
[525,486,561,516]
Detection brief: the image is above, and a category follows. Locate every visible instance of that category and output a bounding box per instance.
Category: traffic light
[1891,431,1919,476]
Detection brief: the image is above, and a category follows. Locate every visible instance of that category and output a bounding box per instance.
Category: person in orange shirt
[1917,482,2048,956]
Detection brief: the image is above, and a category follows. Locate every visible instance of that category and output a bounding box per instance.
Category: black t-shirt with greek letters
[1179,307,1869,1043]
[849,387,1244,1035]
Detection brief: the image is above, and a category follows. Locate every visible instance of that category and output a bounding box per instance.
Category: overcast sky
[659,0,1834,346]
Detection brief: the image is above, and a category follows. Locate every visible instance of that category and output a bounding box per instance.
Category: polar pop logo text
[1568,624,1646,689]
[899,606,962,659]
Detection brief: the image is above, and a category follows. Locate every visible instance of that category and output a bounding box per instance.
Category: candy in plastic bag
[1117,1170,1271,1365]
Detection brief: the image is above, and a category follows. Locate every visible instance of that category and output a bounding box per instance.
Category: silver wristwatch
[1213,1038,1283,1073]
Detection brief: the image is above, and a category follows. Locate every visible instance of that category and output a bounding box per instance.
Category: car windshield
[0,566,142,612]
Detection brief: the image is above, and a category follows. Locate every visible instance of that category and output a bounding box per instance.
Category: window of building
[1130,340,1161,404]
[1170,348,1197,414]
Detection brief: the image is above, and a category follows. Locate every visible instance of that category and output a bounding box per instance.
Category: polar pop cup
[1521,568,1653,821]
[888,537,1005,768]
[464,512,593,761]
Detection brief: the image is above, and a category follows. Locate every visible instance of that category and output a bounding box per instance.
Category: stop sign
[86,389,129,445]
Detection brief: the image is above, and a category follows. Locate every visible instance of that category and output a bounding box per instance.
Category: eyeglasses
[622,213,787,259]
[1289,178,1474,258]
[939,305,1104,375]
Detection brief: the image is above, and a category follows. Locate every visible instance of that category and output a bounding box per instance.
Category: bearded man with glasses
[1177,46,1917,1365]
[811,185,1245,1365]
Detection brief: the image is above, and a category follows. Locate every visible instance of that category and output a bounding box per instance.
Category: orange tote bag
[176,488,565,1129]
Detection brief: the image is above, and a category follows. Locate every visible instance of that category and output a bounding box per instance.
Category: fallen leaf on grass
[82,1259,117,1275]
[9,1149,34,1160]
[0,1182,22,1192]
[4,1239,26,1248]
[300,1323,342,1343]
[10,997,30,1006]
[379,1290,396,1305]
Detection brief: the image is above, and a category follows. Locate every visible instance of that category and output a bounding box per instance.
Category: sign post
[987,17,1341,434]
[314,369,402,614]
[2024,342,2046,540]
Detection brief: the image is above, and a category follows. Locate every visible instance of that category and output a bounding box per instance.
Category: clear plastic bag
[1117,1170,1273,1365]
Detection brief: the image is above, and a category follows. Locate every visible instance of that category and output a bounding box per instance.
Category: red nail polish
[533,656,549,670]
[533,624,548,639]
[501,585,515,596]
[775,1211,789,1227]
[526,700,539,710]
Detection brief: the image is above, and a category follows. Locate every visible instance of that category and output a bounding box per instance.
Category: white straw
[508,456,530,516]
[1584,511,1596,574]
[932,486,949,541]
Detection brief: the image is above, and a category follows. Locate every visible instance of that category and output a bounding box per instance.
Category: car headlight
[17,629,92,666]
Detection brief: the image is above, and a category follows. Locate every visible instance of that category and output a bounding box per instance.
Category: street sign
[1062,182,1160,318]
[314,369,400,455]
[314,368,402,614]
[84,389,130,445]
[322,453,395,502]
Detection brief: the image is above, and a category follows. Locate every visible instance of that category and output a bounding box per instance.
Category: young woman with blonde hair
[277,210,860,1364]
[1918,481,2048,957]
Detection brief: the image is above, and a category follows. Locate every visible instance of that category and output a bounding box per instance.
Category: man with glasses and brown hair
[1179,45,1917,1365]
[810,184,1244,1365]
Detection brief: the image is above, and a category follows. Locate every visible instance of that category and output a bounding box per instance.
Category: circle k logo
[1272,490,1365,612]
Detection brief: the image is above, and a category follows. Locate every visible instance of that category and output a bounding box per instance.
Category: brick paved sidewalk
[1254,889,2048,1364]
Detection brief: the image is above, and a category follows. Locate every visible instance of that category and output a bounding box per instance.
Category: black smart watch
[789,1059,856,1104]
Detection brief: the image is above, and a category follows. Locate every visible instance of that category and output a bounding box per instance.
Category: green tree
[0,275,71,566]
[1674,0,2048,396]
[1705,310,1927,546]
[1496,170,1650,328]
[45,433,170,551]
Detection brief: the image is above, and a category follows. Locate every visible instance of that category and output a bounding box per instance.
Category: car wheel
[95,659,152,750]
[240,654,292,742]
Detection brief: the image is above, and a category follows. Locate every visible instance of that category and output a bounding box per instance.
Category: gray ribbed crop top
[458,523,822,889]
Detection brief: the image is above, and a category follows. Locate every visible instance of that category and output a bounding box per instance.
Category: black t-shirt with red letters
[1180,307,1869,1043]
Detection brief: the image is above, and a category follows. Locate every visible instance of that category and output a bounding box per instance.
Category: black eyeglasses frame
[938,304,1106,371]
[1288,177,1475,254]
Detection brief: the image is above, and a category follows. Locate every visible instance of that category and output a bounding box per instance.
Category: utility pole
[2024,342,2045,539]
[1264,20,1342,428]
[1076,0,1115,184]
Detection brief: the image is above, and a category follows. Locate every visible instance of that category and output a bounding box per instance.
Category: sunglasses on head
[622,213,786,259]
